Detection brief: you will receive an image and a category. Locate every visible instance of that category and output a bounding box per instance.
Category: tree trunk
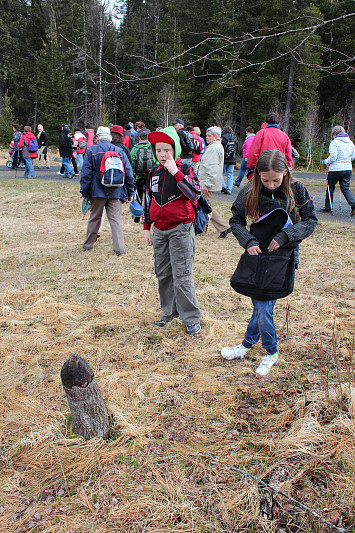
[61,354,110,440]
[284,55,296,135]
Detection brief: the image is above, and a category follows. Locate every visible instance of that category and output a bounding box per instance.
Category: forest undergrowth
[0,179,354,532]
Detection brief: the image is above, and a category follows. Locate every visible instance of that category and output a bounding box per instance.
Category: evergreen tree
[0,92,15,145]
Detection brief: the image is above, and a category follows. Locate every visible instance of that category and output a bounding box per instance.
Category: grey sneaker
[255,353,278,377]
[221,343,250,360]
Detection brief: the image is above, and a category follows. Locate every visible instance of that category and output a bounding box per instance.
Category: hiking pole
[327,184,334,216]
[325,166,334,216]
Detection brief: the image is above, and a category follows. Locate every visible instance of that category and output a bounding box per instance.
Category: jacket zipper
[161,170,166,230]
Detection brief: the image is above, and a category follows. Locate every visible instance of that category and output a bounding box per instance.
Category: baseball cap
[172,119,184,126]
[148,131,175,146]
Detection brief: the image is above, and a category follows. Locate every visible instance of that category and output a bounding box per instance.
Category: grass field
[0,178,354,532]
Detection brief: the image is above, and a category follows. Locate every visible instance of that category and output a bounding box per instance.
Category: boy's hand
[202,186,209,194]
[126,196,133,203]
[268,239,280,252]
[144,229,153,246]
[247,245,262,255]
[163,151,178,175]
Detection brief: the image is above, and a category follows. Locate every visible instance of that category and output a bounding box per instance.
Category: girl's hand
[144,229,153,246]
[163,151,178,175]
[247,245,262,255]
[268,239,280,252]
[202,186,209,194]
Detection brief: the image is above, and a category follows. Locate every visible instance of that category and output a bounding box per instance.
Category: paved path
[215,171,355,225]
[0,165,354,224]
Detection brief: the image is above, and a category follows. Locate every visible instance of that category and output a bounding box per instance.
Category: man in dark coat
[59,124,74,178]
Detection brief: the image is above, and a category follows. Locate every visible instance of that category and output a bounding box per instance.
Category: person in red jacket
[247,112,293,170]
[143,126,202,336]
[84,126,95,147]
[18,126,38,179]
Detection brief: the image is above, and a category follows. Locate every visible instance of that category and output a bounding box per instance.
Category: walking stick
[327,184,334,216]
[325,166,334,216]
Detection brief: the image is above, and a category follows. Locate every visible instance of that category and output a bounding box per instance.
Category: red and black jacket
[143,159,201,231]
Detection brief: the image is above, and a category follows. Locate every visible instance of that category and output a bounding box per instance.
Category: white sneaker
[255,353,278,377]
[221,343,250,360]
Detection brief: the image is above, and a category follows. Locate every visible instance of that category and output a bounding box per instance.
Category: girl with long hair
[221,149,317,377]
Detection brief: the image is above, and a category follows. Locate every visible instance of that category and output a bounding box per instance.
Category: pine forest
[0,0,354,163]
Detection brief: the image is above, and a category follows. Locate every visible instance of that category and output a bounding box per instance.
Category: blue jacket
[80,141,135,200]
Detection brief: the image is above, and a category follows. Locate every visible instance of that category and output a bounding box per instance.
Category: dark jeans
[325,170,355,210]
[234,157,247,186]
[11,150,24,169]
[135,177,147,204]
[60,156,78,175]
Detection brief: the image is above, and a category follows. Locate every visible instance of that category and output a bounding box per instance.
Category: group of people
[9,124,49,178]
[57,124,91,179]
[78,114,325,377]
[9,114,353,378]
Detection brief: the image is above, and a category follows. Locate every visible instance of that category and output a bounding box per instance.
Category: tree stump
[61,354,110,440]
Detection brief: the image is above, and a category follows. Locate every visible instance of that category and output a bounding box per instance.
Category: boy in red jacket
[143,126,202,335]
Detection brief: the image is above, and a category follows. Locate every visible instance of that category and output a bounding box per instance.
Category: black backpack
[134,145,155,177]
[185,131,200,153]
[225,140,237,160]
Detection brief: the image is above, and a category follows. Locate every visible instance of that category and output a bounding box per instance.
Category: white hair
[207,126,221,139]
[97,134,112,142]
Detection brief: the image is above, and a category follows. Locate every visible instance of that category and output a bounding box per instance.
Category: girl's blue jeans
[242,299,277,355]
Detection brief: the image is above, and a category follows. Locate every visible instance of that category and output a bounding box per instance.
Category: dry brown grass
[0,178,354,532]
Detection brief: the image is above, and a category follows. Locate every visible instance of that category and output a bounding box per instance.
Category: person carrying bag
[221,149,318,377]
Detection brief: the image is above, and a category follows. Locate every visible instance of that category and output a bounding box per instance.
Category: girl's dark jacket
[230,181,318,265]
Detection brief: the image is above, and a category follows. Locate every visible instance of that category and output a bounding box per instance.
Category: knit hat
[96,126,111,140]
[111,125,124,136]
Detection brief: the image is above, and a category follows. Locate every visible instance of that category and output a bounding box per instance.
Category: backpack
[78,137,87,149]
[134,145,154,177]
[13,131,21,143]
[191,194,213,234]
[99,150,125,187]
[196,136,205,155]
[28,138,39,152]
[225,140,237,160]
[185,131,200,153]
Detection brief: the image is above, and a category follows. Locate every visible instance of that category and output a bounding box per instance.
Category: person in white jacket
[198,126,231,238]
[322,125,355,216]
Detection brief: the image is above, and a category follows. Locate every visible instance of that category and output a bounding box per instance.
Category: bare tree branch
[60,12,355,85]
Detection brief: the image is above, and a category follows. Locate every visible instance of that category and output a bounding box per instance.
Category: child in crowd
[222,149,318,376]
[143,126,202,335]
